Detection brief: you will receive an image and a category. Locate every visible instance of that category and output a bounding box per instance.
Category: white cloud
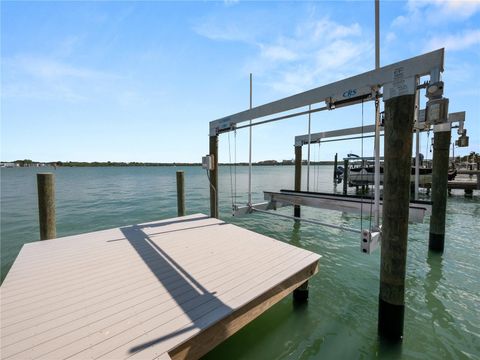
[392,0,480,29]
[259,44,298,62]
[10,56,116,81]
[437,0,480,18]
[425,29,480,52]
[193,20,254,43]
[386,32,397,43]
[2,56,120,102]
[195,16,371,95]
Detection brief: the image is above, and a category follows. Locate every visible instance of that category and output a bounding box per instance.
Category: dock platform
[0,214,320,360]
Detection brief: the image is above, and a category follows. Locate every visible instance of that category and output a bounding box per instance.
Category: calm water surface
[1,166,479,359]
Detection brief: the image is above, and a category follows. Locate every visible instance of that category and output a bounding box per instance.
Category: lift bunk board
[263,190,431,223]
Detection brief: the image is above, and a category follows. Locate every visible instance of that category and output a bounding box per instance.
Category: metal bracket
[361,228,381,254]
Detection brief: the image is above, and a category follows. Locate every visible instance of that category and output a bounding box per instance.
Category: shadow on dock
[119,217,232,355]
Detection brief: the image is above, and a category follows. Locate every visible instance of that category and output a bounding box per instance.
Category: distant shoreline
[1,161,337,168]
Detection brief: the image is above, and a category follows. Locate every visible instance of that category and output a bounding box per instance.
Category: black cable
[360,99,364,231]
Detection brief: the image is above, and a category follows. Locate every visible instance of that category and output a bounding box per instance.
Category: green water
[1,166,479,359]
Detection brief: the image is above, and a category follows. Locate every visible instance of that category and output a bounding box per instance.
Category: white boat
[345,154,433,187]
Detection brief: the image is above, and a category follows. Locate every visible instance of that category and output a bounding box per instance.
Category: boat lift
[232,109,466,229]
[206,48,447,254]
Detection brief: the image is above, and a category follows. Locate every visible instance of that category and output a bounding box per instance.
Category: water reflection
[425,253,462,358]
[290,221,302,246]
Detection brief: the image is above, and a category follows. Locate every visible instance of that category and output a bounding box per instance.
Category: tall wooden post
[343,159,349,195]
[176,170,185,217]
[294,145,302,217]
[37,173,56,240]
[292,147,309,301]
[429,130,450,252]
[209,135,219,219]
[378,94,415,341]
[333,153,338,185]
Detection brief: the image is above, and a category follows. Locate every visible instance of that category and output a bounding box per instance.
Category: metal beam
[263,190,430,223]
[210,48,444,135]
[295,124,379,146]
[417,110,465,129]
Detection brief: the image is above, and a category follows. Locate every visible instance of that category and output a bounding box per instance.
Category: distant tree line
[3,159,349,167]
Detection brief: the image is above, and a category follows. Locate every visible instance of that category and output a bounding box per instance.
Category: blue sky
[1,0,479,163]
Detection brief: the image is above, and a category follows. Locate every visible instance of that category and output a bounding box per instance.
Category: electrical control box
[456,134,469,147]
[202,155,214,170]
[361,229,381,254]
[426,98,449,125]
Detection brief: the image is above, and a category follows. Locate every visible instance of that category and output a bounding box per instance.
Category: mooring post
[294,145,302,217]
[209,135,219,219]
[37,173,56,240]
[343,159,349,195]
[333,153,338,185]
[378,93,415,341]
[293,145,308,301]
[176,170,185,217]
[429,130,450,252]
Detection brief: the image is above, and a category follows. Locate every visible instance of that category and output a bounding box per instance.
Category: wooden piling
[294,145,302,217]
[333,153,338,184]
[292,145,310,301]
[37,173,56,240]
[343,159,349,195]
[429,130,450,252]
[378,94,415,341]
[209,135,219,219]
[176,170,185,217]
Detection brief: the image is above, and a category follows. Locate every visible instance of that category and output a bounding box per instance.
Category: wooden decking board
[127,256,319,360]
[1,213,320,359]
[6,244,304,359]
[1,223,251,309]
[59,251,314,360]
[1,238,279,339]
[1,233,245,310]
[1,217,285,299]
[1,241,296,352]
[167,261,318,360]
[1,227,292,326]
[1,215,219,283]
[1,217,223,291]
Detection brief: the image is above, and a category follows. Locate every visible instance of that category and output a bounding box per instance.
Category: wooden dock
[0,214,320,360]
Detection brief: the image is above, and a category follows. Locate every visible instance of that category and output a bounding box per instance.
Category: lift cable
[316,142,321,192]
[360,99,365,231]
[234,128,237,207]
[228,130,235,213]
[307,104,312,191]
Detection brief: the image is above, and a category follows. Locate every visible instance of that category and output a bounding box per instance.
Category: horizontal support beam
[210,48,444,135]
[417,110,465,130]
[295,124,379,146]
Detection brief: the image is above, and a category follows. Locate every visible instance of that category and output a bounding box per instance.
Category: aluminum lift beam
[263,190,431,223]
[294,109,464,147]
[210,48,444,136]
[295,124,379,146]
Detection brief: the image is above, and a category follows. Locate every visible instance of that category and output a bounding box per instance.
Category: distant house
[0,162,17,168]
